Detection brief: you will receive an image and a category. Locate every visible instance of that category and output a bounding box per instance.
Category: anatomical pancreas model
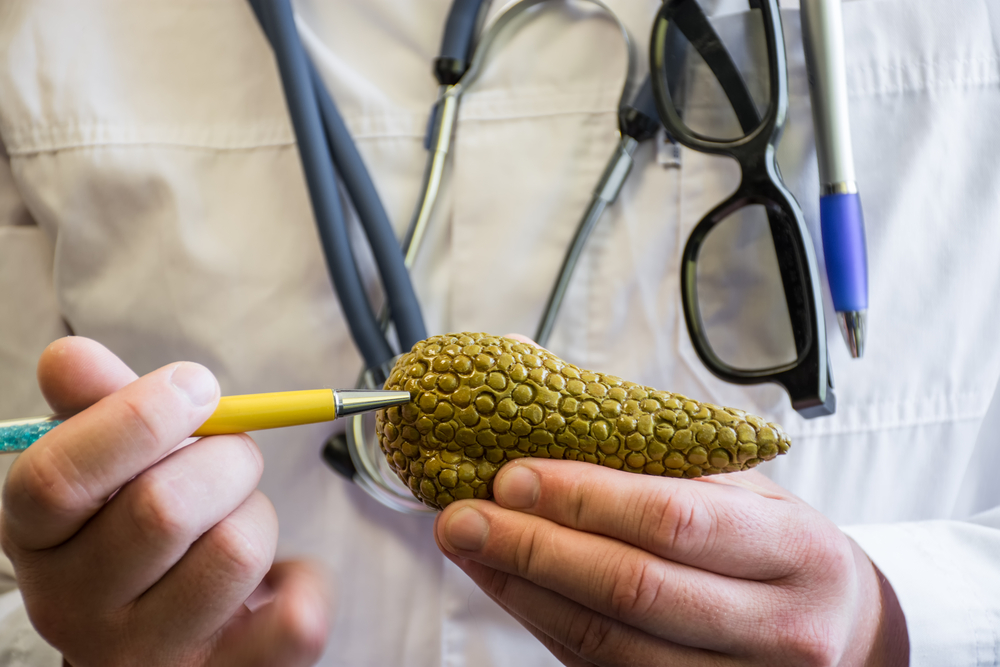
[376,332,790,510]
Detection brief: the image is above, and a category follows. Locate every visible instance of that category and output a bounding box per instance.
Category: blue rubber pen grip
[820,192,868,311]
[435,0,490,85]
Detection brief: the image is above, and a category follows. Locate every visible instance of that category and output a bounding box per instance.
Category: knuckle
[777,615,844,667]
[511,523,547,578]
[14,447,88,523]
[790,522,854,580]
[126,473,191,542]
[481,567,515,605]
[205,516,273,584]
[648,489,714,558]
[608,556,670,621]
[568,475,590,527]
[117,395,167,448]
[567,607,619,659]
[817,532,856,576]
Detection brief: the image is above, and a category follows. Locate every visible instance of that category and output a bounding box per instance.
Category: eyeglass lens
[663,0,771,141]
[695,204,798,371]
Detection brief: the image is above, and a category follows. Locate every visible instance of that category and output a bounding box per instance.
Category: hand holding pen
[0,358,409,453]
[801,0,869,357]
[0,337,404,666]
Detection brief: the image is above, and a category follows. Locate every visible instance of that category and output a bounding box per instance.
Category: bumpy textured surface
[376,333,791,510]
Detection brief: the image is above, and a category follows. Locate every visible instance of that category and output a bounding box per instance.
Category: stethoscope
[248,0,663,514]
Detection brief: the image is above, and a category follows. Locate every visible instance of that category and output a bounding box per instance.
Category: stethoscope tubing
[306,56,427,347]
[249,0,427,372]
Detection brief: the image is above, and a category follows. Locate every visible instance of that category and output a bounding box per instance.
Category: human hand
[1,337,329,667]
[435,459,908,666]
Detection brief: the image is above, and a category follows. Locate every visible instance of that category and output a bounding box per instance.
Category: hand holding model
[437,459,908,666]
[433,337,909,666]
[0,338,329,667]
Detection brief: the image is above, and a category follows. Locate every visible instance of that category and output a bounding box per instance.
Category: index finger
[491,459,804,580]
[2,362,219,552]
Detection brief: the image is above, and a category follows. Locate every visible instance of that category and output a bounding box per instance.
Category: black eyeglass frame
[650,0,835,418]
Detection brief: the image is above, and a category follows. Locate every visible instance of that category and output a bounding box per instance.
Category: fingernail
[170,363,218,407]
[443,506,489,553]
[495,465,539,510]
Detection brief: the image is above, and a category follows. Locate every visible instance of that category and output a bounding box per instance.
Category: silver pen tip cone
[838,311,867,359]
[334,390,412,419]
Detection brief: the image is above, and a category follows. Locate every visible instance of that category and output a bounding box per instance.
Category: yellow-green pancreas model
[376,333,790,510]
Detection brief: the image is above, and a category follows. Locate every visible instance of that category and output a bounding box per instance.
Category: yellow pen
[0,389,412,453]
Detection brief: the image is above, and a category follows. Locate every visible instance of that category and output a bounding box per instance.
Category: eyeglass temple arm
[667,0,761,132]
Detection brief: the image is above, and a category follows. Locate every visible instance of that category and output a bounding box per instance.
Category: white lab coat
[0,0,998,664]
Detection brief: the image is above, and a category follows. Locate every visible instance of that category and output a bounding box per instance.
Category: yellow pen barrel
[193,389,337,436]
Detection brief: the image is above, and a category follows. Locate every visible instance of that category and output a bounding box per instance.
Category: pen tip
[334,389,412,418]
[838,311,866,359]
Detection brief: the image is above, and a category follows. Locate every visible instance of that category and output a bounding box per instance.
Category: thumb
[209,560,331,667]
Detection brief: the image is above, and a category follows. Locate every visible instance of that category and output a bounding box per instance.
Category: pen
[800,0,869,358]
[0,388,412,454]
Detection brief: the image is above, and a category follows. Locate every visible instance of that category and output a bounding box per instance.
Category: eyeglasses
[650,0,835,418]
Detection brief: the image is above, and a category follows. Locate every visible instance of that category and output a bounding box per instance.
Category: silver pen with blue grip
[0,389,412,454]
[800,0,869,358]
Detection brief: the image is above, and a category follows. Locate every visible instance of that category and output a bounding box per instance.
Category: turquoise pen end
[0,417,63,454]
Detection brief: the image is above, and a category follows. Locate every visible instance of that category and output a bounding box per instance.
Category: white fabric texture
[0,0,999,664]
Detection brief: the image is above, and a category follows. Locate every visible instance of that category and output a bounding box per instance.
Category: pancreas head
[376,332,790,510]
